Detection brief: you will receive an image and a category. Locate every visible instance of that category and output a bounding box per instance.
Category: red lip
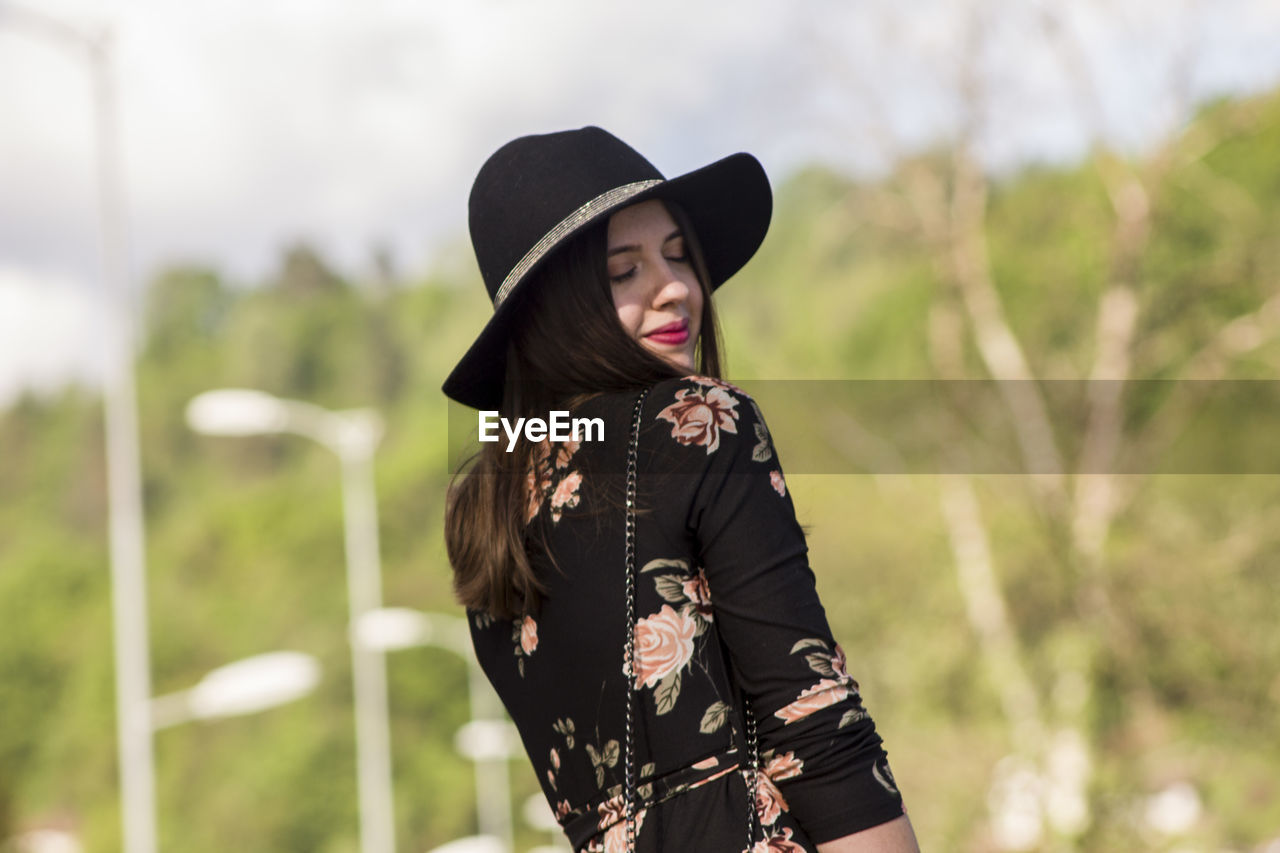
[644,320,690,345]
[645,320,687,336]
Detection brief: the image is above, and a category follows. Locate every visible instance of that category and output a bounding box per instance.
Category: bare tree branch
[1073,288,1138,561]
[1129,287,1280,476]
[939,477,1047,755]
[944,4,1067,501]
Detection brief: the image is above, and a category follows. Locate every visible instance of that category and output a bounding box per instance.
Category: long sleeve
[467,378,905,852]
[649,376,906,843]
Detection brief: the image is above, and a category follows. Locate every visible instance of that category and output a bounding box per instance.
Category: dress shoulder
[642,375,775,460]
[638,376,789,514]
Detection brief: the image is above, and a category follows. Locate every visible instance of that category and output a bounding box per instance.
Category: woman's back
[468,377,905,852]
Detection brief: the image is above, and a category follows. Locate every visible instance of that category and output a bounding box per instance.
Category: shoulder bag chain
[623,388,760,852]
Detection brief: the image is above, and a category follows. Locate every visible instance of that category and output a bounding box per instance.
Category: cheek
[612,293,644,339]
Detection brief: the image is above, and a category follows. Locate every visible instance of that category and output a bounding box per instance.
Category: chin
[639,337,698,372]
[666,354,696,372]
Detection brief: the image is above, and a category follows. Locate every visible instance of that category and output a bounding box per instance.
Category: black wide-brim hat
[442,126,772,410]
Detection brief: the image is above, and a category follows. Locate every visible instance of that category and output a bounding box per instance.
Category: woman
[444,127,918,852]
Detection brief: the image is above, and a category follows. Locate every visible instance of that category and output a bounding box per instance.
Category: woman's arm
[654,378,911,844]
[817,815,920,853]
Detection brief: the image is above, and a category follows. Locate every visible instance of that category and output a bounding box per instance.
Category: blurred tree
[143,266,231,360]
[278,243,345,298]
[2,75,1279,853]
[779,2,1280,849]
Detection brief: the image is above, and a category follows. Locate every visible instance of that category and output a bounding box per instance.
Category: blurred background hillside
[3,1,1280,852]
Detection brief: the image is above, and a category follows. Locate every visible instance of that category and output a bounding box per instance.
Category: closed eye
[610,267,636,284]
[662,230,687,262]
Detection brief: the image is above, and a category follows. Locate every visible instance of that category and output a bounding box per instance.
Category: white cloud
[0,267,103,406]
[1,0,1279,403]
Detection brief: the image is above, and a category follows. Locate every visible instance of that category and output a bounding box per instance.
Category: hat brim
[442,152,771,410]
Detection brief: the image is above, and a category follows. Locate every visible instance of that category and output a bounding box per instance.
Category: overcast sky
[2,0,1280,405]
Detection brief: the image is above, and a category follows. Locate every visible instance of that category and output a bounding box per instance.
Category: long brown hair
[445,201,723,620]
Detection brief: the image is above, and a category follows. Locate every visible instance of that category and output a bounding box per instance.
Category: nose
[649,259,691,308]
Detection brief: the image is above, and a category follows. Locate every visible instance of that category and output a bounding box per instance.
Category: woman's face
[606,199,704,372]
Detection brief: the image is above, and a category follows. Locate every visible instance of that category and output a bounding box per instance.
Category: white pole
[339,440,397,853]
[355,608,515,850]
[89,27,158,853]
[186,395,400,853]
[466,656,514,849]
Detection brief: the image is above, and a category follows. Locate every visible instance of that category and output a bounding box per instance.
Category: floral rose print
[556,799,572,821]
[772,638,865,725]
[831,644,849,680]
[749,398,774,462]
[774,678,852,725]
[520,615,538,654]
[589,794,648,852]
[553,716,576,749]
[631,559,729,717]
[748,749,805,827]
[752,422,772,462]
[789,638,857,686]
[681,569,714,623]
[596,793,626,829]
[840,707,869,729]
[699,700,731,734]
[585,739,620,788]
[679,762,740,798]
[746,827,807,853]
[631,604,696,689]
[753,773,789,825]
[873,757,900,797]
[545,744,562,790]
[770,470,786,497]
[657,384,740,454]
[644,558,713,635]
[589,804,646,853]
[550,470,583,522]
[511,615,538,677]
[763,751,804,783]
[526,438,585,524]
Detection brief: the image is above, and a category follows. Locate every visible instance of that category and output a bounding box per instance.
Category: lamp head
[186,389,290,436]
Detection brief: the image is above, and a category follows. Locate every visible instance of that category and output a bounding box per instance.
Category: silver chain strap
[623,388,648,852]
[622,387,761,851]
[745,701,759,849]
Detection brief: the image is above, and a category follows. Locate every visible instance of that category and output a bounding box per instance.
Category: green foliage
[3,89,1280,851]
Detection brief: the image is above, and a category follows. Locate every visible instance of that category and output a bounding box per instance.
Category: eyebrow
[607,229,684,257]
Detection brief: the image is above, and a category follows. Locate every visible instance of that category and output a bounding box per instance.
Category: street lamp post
[6,652,318,853]
[150,651,322,730]
[0,6,153,853]
[356,608,515,850]
[187,390,397,853]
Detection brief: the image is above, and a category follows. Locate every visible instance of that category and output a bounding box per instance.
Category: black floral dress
[468,377,905,852]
